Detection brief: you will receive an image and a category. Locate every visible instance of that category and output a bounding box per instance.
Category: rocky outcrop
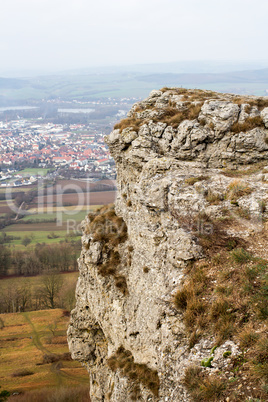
[68,88,268,401]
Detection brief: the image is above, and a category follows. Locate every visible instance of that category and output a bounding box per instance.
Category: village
[0,118,117,186]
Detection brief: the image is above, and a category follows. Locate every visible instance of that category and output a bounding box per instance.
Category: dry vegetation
[85,204,128,294]
[107,346,159,400]
[221,161,268,178]
[174,216,268,400]
[113,88,216,133]
[231,115,265,133]
[185,176,209,186]
[0,309,89,399]
[114,88,268,140]
[8,386,90,402]
[154,103,203,127]
[183,365,226,401]
[113,103,204,133]
[114,116,143,133]
[160,87,219,101]
[233,96,268,111]
[226,179,253,203]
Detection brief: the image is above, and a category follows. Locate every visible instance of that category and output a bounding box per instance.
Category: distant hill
[138,68,268,86]
[0,77,28,89]
[0,66,268,104]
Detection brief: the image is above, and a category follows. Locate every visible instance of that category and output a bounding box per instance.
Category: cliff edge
[68,88,268,401]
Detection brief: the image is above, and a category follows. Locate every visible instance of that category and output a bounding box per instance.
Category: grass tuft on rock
[107,346,159,398]
[85,204,128,294]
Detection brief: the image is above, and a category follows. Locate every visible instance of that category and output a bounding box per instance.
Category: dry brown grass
[205,189,222,205]
[107,346,159,399]
[221,161,268,177]
[153,104,203,127]
[114,116,143,133]
[233,96,268,110]
[114,93,205,133]
[185,176,209,186]
[226,179,252,202]
[183,366,226,401]
[86,205,128,294]
[174,239,268,399]
[231,115,264,133]
[0,309,89,394]
[8,386,90,402]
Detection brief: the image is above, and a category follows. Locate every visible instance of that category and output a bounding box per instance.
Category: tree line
[0,241,80,277]
[0,270,77,314]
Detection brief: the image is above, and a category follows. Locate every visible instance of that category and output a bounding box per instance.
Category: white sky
[0,0,268,72]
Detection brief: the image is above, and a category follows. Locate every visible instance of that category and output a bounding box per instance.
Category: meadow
[0,308,89,397]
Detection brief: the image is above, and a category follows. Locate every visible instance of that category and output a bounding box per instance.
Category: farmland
[0,308,89,397]
[0,178,115,396]
[0,178,117,250]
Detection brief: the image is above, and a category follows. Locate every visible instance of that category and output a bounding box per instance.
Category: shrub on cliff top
[231,115,265,133]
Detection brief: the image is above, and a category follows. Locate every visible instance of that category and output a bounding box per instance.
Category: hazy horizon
[1,59,268,79]
[1,0,268,74]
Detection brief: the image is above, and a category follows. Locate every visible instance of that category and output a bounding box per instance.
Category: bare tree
[40,271,64,309]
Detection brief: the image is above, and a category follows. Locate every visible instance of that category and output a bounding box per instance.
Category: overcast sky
[1,0,268,73]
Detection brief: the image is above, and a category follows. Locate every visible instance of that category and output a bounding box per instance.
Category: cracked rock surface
[68,88,268,401]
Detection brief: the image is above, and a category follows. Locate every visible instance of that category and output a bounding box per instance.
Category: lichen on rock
[68,88,268,401]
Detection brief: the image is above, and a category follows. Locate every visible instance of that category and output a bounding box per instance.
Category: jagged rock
[68,88,268,401]
[199,100,239,132]
[261,107,268,128]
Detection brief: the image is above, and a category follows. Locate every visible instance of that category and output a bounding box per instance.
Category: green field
[16,168,49,177]
[21,209,94,223]
[2,230,80,250]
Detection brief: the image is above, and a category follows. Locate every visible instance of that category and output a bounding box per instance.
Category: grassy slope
[0,307,88,393]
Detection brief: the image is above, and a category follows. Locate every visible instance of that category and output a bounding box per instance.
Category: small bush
[107,346,159,397]
[87,205,128,294]
[227,179,252,202]
[41,352,71,364]
[183,366,225,401]
[61,309,70,317]
[185,176,209,185]
[231,116,264,133]
[174,287,190,310]
[183,365,203,392]
[114,117,143,133]
[231,248,252,264]
[12,369,34,377]
[114,275,128,295]
[0,389,10,401]
[205,189,222,205]
[258,200,266,213]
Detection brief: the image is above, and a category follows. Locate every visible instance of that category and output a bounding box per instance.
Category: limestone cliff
[68,89,268,401]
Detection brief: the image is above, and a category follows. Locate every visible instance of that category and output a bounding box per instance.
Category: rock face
[67,89,268,401]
